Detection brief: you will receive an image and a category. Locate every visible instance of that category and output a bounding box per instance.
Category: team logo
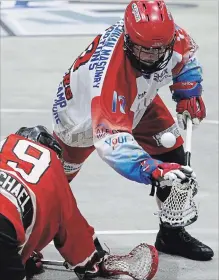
[132,3,141,22]
[95,123,118,140]
[153,68,170,82]
[105,135,134,150]
[138,91,147,100]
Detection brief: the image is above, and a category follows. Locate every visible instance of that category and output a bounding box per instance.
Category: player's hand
[151,164,196,201]
[176,96,206,129]
[170,81,206,130]
[25,251,44,278]
[151,163,195,188]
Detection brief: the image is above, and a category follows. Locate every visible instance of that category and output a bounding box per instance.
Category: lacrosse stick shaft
[42,260,65,267]
[185,117,193,166]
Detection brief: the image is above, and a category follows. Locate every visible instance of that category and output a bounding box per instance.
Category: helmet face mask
[124,0,176,74]
[133,45,166,66]
[124,34,175,74]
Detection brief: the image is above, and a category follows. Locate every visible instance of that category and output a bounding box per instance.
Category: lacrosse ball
[160,132,176,148]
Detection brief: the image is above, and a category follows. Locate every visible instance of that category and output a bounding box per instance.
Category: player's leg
[133,95,214,261]
[0,213,26,280]
[53,133,95,182]
[151,147,214,261]
[56,175,159,280]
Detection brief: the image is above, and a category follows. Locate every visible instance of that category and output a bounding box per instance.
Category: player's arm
[52,169,97,267]
[91,84,191,187]
[91,94,151,184]
[50,161,159,279]
[170,24,206,129]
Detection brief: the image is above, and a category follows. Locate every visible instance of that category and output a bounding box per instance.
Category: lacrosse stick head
[102,243,158,280]
[156,177,199,228]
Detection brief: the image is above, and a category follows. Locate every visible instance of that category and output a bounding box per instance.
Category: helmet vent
[157,1,162,9]
[143,3,147,10]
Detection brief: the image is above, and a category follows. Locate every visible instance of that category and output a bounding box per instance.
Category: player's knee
[0,214,26,280]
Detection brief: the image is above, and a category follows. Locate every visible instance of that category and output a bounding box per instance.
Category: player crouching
[0,126,158,280]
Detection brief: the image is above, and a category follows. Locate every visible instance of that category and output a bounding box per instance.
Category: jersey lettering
[72,35,101,72]
[0,170,33,230]
[6,139,51,184]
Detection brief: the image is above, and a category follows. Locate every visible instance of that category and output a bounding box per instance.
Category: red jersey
[0,134,95,266]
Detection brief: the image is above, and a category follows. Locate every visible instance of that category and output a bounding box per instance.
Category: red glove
[152,163,197,202]
[170,81,206,130]
[152,163,195,188]
[176,96,206,129]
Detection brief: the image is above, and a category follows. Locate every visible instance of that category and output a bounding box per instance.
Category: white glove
[152,163,196,188]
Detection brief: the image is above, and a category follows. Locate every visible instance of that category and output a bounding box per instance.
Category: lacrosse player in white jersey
[52,0,214,262]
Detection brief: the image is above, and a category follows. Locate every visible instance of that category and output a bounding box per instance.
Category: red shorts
[57,95,183,181]
[133,95,183,155]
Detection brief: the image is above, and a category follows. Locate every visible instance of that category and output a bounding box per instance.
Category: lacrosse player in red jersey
[52,0,214,261]
[0,126,158,280]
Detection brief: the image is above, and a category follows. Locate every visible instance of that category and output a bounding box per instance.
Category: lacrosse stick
[155,117,199,227]
[41,260,65,267]
[185,117,193,166]
[42,243,159,280]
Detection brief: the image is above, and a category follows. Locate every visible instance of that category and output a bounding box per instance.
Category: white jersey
[52,20,199,184]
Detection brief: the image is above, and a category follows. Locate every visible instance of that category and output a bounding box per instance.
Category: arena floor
[0,1,218,279]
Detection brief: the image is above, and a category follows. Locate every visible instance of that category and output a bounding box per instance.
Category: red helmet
[124,0,176,74]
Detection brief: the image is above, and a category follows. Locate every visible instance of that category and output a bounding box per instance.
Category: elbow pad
[170,64,203,102]
[170,81,202,102]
